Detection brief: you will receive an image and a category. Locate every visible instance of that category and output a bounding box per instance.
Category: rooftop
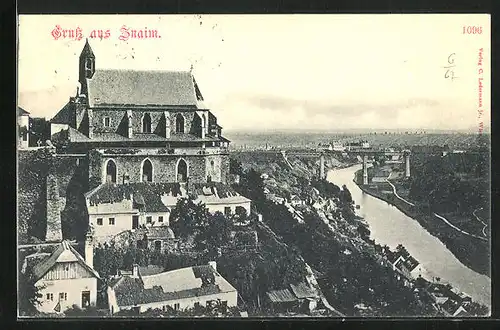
[87,69,205,108]
[31,241,100,282]
[110,264,236,307]
[87,181,251,210]
[266,282,317,303]
[86,182,181,212]
[18,106,30,116]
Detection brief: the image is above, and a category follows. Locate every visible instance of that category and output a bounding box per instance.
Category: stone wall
[205,154,222,182]
[96,154,224,184]
[89,109,202,137]
[220,154,230,184]
[46,174,63,242]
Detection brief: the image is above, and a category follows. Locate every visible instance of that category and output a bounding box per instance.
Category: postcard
[17,14,491,318]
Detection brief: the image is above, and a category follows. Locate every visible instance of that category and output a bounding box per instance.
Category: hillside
[230,151,440,316]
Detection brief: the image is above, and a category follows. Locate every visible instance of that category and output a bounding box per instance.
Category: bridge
[281,147,487,185]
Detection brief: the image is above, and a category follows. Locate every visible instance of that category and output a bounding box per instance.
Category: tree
[230,159,244,176]
[18,272,44,316]
[64,304,109,317]
[93,243,124,278]
[170,198,208,237]
[197,212,232,253]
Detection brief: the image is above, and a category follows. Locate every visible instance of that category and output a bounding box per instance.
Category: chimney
[87,109,94,139]
[84,231,94,269]
[208,261,217,272]
[132,264,139,278]
[164,111,171,138]
[126,110,133,138]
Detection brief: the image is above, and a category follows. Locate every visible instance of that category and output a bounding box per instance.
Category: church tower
[79,39,95,96]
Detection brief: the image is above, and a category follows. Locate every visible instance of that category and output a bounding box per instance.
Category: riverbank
[353,169,490,278]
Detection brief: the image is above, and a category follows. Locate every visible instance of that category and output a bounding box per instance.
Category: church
[49,40,250,242]
[51,39,231,186]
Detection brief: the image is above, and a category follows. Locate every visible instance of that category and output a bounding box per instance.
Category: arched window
[142,159,153,182]
[177,159,188,182]
[142,113,152,133]
[105,159,117,183]
[175,114,185,133]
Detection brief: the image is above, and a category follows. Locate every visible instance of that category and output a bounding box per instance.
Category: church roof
[50,101,74,124]
[87,70,202,107]
[80,39,95,58]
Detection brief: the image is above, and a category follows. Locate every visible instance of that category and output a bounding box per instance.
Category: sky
[18,14,491,132]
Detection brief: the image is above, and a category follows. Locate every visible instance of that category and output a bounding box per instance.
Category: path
[384,176,487,242]
[281,151,294,170]
[473,207,488,238]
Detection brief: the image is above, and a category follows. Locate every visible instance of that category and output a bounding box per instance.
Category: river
[327,164,491,308]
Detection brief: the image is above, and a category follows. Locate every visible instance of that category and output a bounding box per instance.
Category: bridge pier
[362,155,368,185]
[319,154,325,179]
[404,151,411,177]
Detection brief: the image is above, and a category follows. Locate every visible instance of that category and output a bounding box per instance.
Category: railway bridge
[283,148,415,184]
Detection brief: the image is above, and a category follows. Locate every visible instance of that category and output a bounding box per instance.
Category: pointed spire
[80,38,95,58]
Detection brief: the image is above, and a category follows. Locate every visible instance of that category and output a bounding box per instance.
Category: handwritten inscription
[444,53,458,81]
[51,25,161,41]
[477,48,484,134]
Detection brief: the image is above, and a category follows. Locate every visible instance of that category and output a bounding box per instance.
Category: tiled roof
[267,283,317,303]
[18,106,30,116]
[86,182,179,212]
[50,102,74,124]
[289,282,318,299]
[31,241,100,281]
[111,264,236,307]
[145,226,175,239]
[266,288,297,303]
[87,70,201,107]
[139,265,164,276]
[190,182,240,199]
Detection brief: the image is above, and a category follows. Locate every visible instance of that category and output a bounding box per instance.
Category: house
[331,141,346,152]
[28,240,100,314]
[388,246,426,280]
[107,262,237,315]
[18,106,30,149]
[289,195,303,207]
[112,226,177,252]
[85,180,251,242]
[452,305,471,317]
[265,282,319,314]
[85,182,174,243]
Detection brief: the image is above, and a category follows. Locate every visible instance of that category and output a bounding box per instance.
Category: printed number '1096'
[463,26,482,34]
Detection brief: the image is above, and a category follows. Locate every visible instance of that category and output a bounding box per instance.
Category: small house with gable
[28,240,100,314]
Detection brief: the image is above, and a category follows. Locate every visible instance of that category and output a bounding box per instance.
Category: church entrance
[177,159,187,182]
